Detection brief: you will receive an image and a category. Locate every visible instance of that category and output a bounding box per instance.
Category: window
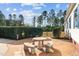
[74,8,77,18]
[74,5,79,28]
[67,21,68,29]
[69,17,71,28]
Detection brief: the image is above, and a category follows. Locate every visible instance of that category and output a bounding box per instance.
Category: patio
[0,38,79,56]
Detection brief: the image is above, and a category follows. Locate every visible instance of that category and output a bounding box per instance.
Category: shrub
[0,26,43,39]
[60,26,64,31]
[42,26,54,32]
[53,27,61,38]
[0,26,64,39]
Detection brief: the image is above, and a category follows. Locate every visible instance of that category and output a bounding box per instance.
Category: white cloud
[21,3,33,6]
[32,3,46,7]
[21,3,46,10]
[39,3,46,7]
[20,10,40,17]
[56,4,60,8]
[12,12,17,15]
[6,8,10,11]
[66,4,69,8]
[20,10,33,17]
[33,6,42,10]
[19,10,41,25]
[21,3,46,7]
[13,8,17,11]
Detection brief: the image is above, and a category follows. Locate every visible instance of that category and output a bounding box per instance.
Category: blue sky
[0,3,68,25]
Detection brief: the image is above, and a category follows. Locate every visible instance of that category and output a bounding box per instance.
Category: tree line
[33,9,66,27]
[0,10,24,26]
[0,9,66,27]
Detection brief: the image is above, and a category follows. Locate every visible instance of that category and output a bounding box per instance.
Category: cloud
[13,8,17,11]
[11,12,17,15]
[33,6,42,10]
[66,4,69,8]
[6,8,17,12]
[32,3,46,7]
[20,10,34,17]
[20,10,40,17]
[21,3,46,10]
[21,3,46,7]
[56,4,60,8]
[6,8,10,11]
[21,3,32,7]
[19,10,41,25]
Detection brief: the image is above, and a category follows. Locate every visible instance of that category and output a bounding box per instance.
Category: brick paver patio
[0,38,79,56]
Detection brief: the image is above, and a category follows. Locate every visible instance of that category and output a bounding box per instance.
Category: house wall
[64,3,79,49]
[64,4,78,37]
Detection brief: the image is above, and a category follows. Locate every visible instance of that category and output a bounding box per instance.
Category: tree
[33,16,36,27]
[42,11,48,27]
[42,10,48,21]
[54,17,59,26]
[57,10,63,19]
[63,10,66,17]
[5,20,10,26]
[9,14,12,20]
[37,15,43,27]
[0,11,5,26]
[12,14,17,26]
[60,10,67,26]
[49,9,55,18]
[42,11,47,18]
[19,14,24,25]
[60,17,64,26]
[13,14,16,20]
[57,10,63,26]
[47,9,55,26]
[9,14,12,26]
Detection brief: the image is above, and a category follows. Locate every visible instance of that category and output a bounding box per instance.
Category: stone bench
[24,43,37,55]
[42,41,54,53]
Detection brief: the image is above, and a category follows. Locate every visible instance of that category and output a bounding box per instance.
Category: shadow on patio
[24,48,62,56]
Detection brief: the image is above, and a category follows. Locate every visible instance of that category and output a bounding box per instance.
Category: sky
[0,3,68,26]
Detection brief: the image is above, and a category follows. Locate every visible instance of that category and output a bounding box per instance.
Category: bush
[53,27,61,38]
[60,26,64,31]
[0,26,43,39]
[0,26,16,39]
[0,26,64,39]
[42,26,54,32]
